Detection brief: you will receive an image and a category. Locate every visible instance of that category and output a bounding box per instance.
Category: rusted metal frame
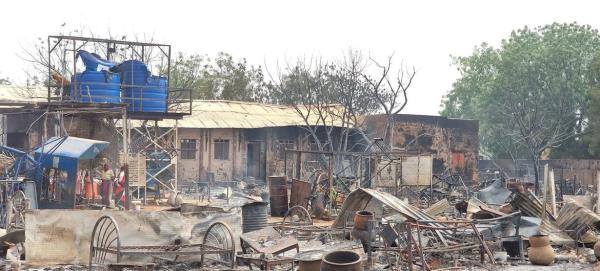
[405,224,415,271]
[410,220,494,270]
[284,149,422,156]
[421,244,480,253]
[130,46,143,60]
[274,225,332,231]
[140,124,176,151]
[167,45,171,103]
[236,255,294,271]
[75,41,90,52]
[48,36,61,102]
[415,221,429,271]
[409,221,449,247]
[49,35,170,47]
[145,165,176,191]
[71,39,76,102]
[364,157,396,188]
[281,205,312,226]
[120,248,231,255]
[470,223,495,265]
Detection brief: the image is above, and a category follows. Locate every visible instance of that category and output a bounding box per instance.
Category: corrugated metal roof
[0,85,46,103]
[332,188,436,227]
[510,191,573,244]
[148,100,347,129]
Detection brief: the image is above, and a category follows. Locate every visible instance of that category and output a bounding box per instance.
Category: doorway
[247,141,266,180]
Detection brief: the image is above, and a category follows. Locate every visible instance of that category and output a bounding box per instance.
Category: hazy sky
[1,0,599,115]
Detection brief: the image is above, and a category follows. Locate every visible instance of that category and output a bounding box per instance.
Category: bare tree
[500,85,580,194]
[363,55,415,149]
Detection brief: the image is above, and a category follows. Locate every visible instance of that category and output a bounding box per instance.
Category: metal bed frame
[89,215,236,269]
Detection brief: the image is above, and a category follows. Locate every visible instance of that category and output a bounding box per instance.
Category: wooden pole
[596,170,600,215]
[549,168,556,216]
[542,164,549,223]
[123,107,130,210]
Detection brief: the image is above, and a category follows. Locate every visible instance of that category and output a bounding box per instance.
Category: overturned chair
[89,215,236,269]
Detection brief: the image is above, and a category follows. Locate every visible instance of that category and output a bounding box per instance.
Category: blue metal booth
[34,136,109,209]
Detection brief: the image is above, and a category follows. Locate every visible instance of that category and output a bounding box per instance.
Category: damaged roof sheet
[333,188,436,227]
[510,191,572,244]
[138,100,347,129]
[557,200,600,242]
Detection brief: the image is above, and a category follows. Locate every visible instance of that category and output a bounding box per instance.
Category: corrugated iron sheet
[557,200,600,243]
[0,85,46,103]
[423,198,450,217]
[332,188,436,227]
[145,100,347,129]
[510,191,573,244]
[510,191,556,220]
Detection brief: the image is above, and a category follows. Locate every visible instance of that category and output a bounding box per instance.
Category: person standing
[101,163,114,206]
[114,166,126,209]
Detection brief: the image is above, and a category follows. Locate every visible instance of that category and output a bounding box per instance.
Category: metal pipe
[123,107,130,210]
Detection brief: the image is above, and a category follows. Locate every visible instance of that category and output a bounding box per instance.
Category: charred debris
[0,35,598,271]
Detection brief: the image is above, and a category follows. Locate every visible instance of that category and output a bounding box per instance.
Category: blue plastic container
[119,60,149,87]
[70,70,121,104]
[123,76,167,112]
[119,60,167,112]
[77,50,116,71]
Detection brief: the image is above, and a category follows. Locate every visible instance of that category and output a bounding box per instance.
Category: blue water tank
[119,60,168,112]
[70,70,121,104]
[124,76,168,112]
[77,50,116,71]
[119,60,149,87]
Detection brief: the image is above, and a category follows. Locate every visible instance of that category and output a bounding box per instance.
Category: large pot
[320,250,363,271]
[528,245,555,265]
[353,211,374,231]
[528,235,550,247]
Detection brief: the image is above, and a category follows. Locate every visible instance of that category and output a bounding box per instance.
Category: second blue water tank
[124,76,168,112]
[119,60,167,112]
[70,70,121,104]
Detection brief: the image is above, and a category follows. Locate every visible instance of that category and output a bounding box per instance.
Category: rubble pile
[2,172,600,270]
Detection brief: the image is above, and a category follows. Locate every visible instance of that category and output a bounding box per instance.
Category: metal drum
[241,201,268,233]
[290,179,311,208]
[268,176,288,217]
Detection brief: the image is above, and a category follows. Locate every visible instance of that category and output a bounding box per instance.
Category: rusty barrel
[320,250,363,271]
[290,179,311,208]
[242,201,269,233]
[268,176,289,217]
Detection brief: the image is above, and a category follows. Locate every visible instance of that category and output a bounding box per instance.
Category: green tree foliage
[168,52,271,102]
[584,53,600,156]
[440,23,600,191]
[442,23,600,159]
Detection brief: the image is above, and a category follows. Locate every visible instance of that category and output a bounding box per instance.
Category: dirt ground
[474,262,599,271]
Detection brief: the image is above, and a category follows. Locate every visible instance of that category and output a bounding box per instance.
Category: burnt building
[162,100,355,183]
[364,114,479,182]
